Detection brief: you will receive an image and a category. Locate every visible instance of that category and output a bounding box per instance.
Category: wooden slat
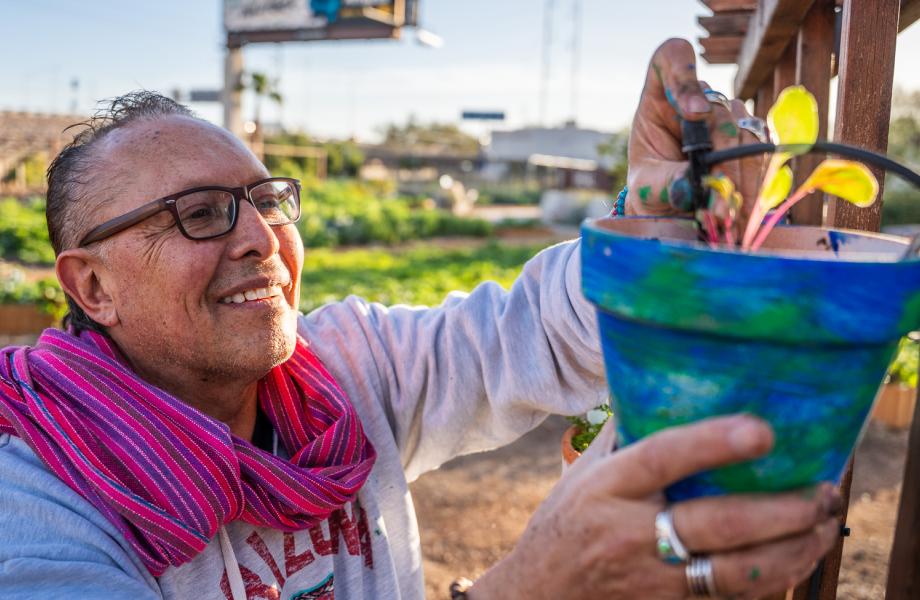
[701,0,757,12]
[699,35,744,57]
[754,81,774,120]
[826,0,900,232]
[815,462,855,599]
[733,0,817,99]
[773,39,797,92]
[698,13,751,36]
[887,381,920,598]
[790,0,835,226]
[702,51,740,64]
[901,0,920,32]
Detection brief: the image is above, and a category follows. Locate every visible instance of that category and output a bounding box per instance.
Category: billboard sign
[224,0,417,46]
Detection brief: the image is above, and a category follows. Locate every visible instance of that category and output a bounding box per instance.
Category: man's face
[86,115,304,382]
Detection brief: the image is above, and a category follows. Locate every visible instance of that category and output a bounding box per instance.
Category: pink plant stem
[741,204,765,250]
[749,189,811,251]
[724,215,736,246]
[703,212,719,247]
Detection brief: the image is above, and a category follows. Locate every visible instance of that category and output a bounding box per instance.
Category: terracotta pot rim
[561,425,582,465]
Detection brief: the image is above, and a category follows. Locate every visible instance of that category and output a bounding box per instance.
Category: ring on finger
[703,89,731,111]
[686,556,718,597]
[737,116,768,143]
[655,508,690,564]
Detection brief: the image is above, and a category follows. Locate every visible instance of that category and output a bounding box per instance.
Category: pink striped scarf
[0,328,376,576]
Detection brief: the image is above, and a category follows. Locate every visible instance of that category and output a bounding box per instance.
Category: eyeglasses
[78,177,301,247]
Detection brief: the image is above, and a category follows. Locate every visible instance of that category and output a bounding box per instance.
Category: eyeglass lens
[175,180,299,239]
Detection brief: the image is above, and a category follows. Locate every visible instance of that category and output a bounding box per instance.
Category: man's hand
[471,415,840,599]
[626,38,764,226]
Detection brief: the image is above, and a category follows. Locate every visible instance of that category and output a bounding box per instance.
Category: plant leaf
[768,86,819,154]
[703,174,735,199]
[760,165,794,210]
[802,159,879,207]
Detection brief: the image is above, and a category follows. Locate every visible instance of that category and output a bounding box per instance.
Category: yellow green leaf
[802,159,878,207]
[768,86,819,155]
[703,174,735,199]
[759,165,794,210]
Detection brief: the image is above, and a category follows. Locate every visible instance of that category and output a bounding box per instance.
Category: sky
[3,0,920,142]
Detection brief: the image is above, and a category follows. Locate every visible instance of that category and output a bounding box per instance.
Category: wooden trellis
[696,0,920,598]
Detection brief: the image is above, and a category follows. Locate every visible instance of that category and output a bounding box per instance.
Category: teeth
[220,286,283,305]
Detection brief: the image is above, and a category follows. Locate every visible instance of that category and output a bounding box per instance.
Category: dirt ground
[411,418,910,599]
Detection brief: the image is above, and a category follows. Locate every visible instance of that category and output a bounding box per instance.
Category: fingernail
[683,94,711,115]
[728,417,769,455]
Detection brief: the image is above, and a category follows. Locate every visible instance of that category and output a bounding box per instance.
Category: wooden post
[754,80,774,120]
[791,0,835,226]
[772,39,796,94]
[886,346,920,598]
[825,0,900,232]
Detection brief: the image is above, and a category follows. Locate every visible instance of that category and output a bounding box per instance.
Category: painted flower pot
[581,216,920,501]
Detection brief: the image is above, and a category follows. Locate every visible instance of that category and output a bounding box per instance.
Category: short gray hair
[46,91,197,333]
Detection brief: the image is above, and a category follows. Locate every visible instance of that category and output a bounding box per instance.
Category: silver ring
[655,509,690,564]
[686,556,718,597]
[703,89,731,110]
[738,116,768,143]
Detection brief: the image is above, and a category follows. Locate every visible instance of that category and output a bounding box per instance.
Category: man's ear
[56,249,120,327]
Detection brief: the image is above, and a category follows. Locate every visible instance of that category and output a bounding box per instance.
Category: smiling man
[0,91,608,598]
[0,41,842,600]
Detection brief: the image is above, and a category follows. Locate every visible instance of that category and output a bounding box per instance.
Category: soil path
[411,418,909,599]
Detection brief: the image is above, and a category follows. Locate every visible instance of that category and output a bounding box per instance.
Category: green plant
[888,337,919,387]
[300,241,546,313]
[565,404,613,452]
[0,263,66,320]
[0,197,55,265]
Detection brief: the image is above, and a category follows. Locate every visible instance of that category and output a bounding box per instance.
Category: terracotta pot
[872,382,917,429]
[561,425,582,472]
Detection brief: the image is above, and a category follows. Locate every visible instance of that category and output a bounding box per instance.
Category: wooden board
[733,0,817,99]
[699,35,744,58]
[698,13,751,35]
[826,0,900,232]
[887,382,920,598]
[701,0,757,12]
[790,0,835,227]
[901,0,920,32]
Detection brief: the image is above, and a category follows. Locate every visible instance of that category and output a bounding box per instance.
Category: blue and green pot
[581,216,920,500]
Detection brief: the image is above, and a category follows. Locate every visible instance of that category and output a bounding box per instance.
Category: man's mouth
[218,285,285,305]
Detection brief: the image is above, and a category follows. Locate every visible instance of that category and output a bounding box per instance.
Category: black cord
[702,141,920,189]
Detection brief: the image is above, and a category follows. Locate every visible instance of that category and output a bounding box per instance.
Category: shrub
[0,197,55,265]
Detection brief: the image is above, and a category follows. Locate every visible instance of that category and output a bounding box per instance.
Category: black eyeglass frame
[78,176,302,247]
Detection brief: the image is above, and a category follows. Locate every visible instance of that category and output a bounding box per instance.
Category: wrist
[465,548,530,600]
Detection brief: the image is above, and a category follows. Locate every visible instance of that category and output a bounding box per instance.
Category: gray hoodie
[0,239,606,599]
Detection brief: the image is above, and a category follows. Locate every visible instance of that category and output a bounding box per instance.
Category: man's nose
[228,198,281,259]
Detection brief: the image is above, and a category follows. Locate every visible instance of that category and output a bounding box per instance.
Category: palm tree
[237,71,283,157]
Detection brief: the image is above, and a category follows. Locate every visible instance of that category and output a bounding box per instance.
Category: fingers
[643,38,711,122]
[624,159,690,216]
[671,484,842,553]
[710,517,839,599]
[596,415,774,498]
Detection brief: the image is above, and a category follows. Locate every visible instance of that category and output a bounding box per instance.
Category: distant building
[482,122,620,191]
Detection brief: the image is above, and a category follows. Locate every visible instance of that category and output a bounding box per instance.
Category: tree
[238,71,283,130]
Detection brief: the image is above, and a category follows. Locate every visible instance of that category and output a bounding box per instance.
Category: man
[0,40,838,598]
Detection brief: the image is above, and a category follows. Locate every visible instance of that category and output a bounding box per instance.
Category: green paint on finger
[652,62,664,85]
[659,187,669,203]
[749,567,761,581]
[638,186,651,203]
[718,121,739,137]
